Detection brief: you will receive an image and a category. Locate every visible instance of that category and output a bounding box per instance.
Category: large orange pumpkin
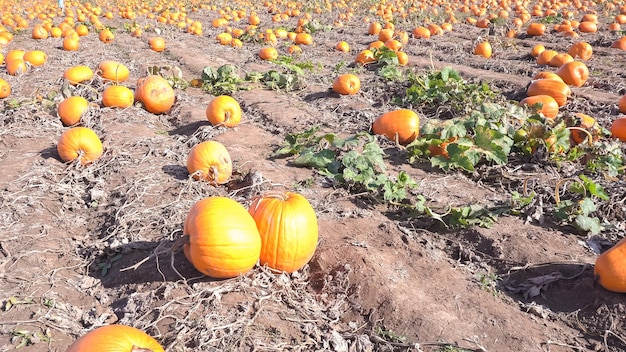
[205,95,242,128]
[526,79,571,107]
[186,140,233,184]
[519,95,559,119]
[58,96,90,126]
[183,197,261,278]
[619,94,626,113]
[526,22,546,36]
[473,41,492,58]
[23,50,47,67]
[332,73,360,95]
[67,325,164,352]
[64,65,94,85]
[0,78,10,98]
[148,37,166,52]
[372,109,420,144]
[595,237,626,292]
[568,41,593,61]
[556,61,589,87]
[258,47,278,60]
[611,116,626,142]
[134,75,175,114]
[98,61,130,82]
[57,127,103,165]
[102,85,134,108]
[248,192,318,273]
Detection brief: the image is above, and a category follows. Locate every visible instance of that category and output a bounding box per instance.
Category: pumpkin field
[1,0,626,350]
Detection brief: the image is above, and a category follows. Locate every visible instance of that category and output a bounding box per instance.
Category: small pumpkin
[526,22,546,36]
[258,47,278,60]
[354,49,376,65]
[248,192,318,273]
[568,113,600,145]
[526,79,571,107]
[64,65,94,85]
[332,73,360,95]
[335,40,350,52]
[98,28,114,43]
[102,85,134,108]
[98,60,130,83]
[294,32,313,45]
[594,237,626,293]
[23,50,47,67]
[206,95,242,128]
[610,116,626,142]
[619,94,626,114]
[536,49,558,65]
[58,96,90,126]
[183,197,261,278]
[519,95,559,119]
[63,37,80,51]
[57,126,103,165]
[0,78,10,98]
[134,75,175,114]
[556,61,589,87]
[148,37,165,52]
[66,324,164,352]
[186,140,233,184]
[548,53,573,67]
[611,37,626,50]
[372,109,420,144]
[32,24,48,39]
[473,41,492,58]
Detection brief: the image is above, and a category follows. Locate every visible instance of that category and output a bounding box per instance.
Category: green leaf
[574,215,602,234]
[293,149,337,170]
[578,197,596,216]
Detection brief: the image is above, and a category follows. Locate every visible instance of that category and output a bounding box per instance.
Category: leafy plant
[552,175,608,234]
[374,325,407,343]
[372,46,404,81]
[147,65,189,89]
[200,65,248,95]
[12,329,51,348]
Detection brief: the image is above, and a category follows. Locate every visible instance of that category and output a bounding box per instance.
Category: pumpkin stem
[130,346,155,352]
[554,177,586,205]
[565,126,594,146]
[208,165,220,185]
[259,190,289,201]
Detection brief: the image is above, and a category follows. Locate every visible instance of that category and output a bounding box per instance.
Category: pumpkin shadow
[40,145,61,161]
[162,164,188,181]
[168,120,207,136]
[303,90,334,102]
[93,240,215,288]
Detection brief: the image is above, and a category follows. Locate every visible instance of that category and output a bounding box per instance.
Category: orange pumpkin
[57,127,103,165]
[66,325,164,352]
[568,41,593,61]
[0,78,10,98]
[610,37,626,50]
[519,95,559,119]
[23,50,47,67]
[98,28,114,43]
[64,65,94,85]
[619,94,626,113]
[63,37,79,51]
[526,22,546,36]
[98,61,130,83]
[134,75,175,114]
[610,116,626,142]
[578,21,597,33]
[372,109,420,144]
[58,96,90,126]
[183,197,261,278]
[396,51,409,66]
[248,192,318,273]
[530,44,545,58]
[594,237,626,292]
[536,49,558,65]
[556,61,589,87]
[354,49,376,65]
[32,24,48,39]
[102,85,134,108]
[533,71,564,82]
[294,32,313,45]
[206,95,242,128]
[332,74,360,95]
[569,113,600,145]
[527,79,571,107]
[413,26,431,39]
[548,53,573,67]
[6,59,27,76]
[473,41,492,58]
[186,140,233,184]
[335,40,350,52]
[148,37,166,52]
[258,47,278,60]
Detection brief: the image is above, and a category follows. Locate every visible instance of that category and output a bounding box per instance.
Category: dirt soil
[1,4,626,352]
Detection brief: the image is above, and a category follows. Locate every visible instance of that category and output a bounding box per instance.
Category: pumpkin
[75,24,89,36]
[148,37,166,52]
[536,49,558,65]
[0,78,10,98]
[64,65,94,85]
[32,24,48,39]
[186,140,233,184]
[556,61,589,87]
[611,37,626,50]
[532,71,564,82]
[578,21,597,33]
[619,94,626,113]
[594,237,626,293]
[413,26,431,39]
[23,50,47,67]
[66,324,164,352]
[98,28,114,43]
[610,116,626,142]
[372,109,420,144]
[548,53,573,68]
[519,95,559,119]
[294,32,313,45]
[183,197,261,278]
[568,113,600,145]
[332,74,360,95]
[98,61,130,83]
[248,192,318,273]
[568,41,593,61]
[396,51,409,66]
[354,49,376,65]
[134,75,175,114]
[58,96,89,126]
[57,127,103,165]
[6,59,26,76]
[526,22,546,36]
[368,22,382,35]
[258,47,278,60]
[473,41,492,58]
[6,49,25,63]
[378,28,394,42]
[102,86,134,108]
[335,41,350,52]
[384,39,402,51]
[526,79,571,107]
[206,95,242,128]
[63,37,79,51]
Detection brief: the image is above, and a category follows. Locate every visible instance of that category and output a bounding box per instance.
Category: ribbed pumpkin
[473,41,492,58]
[248,192,318,273]
[206,95,242,128]
[258,47,278,60]
[0,78,10,98]
[6,59,27,76]
[519,95,559,119]
[568,41,593,61]
[63,37,79,51]
[148,37,165,52]
[102,85,134,108]
[67,325,164,352]
[332,74,360,95]
[595,237,626,293]
[354,49,376,65]
[57,127,103,165]
[58,96,89,126]
[98,61,130,82]
[186,140,233,184]
[372,109,420,144]
[556,61,589,87]
[548,53,573,68]
[64,65,94,85]
[536,49,558,65]
[526,79,571,107]
[183,197,261,278]
[610,116,626,142]
[526,22,546,36]
[23,50,47,67]
[532,71,564,82]
[98,28,114,43]
[134,75,175,114]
